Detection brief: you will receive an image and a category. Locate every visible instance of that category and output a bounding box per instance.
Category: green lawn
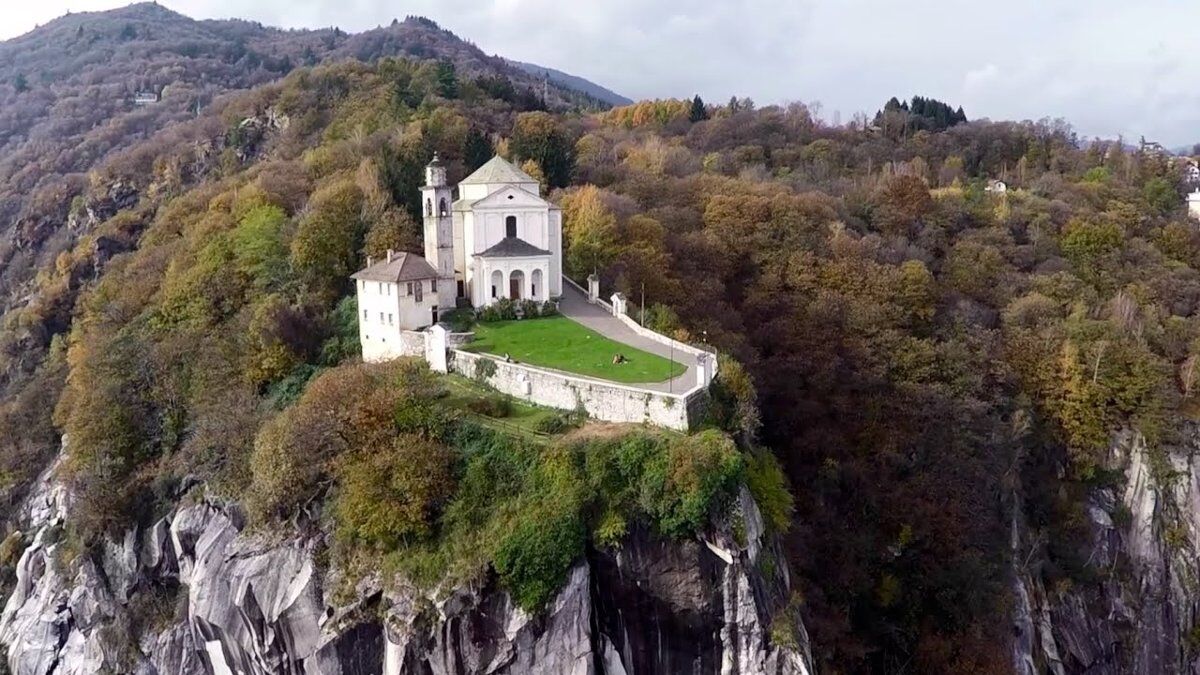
[465,316,686,383]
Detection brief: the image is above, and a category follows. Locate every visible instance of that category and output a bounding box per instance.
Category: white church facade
[422,154,563,308]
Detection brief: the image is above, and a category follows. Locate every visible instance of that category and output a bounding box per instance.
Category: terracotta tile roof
[351,252,438,282]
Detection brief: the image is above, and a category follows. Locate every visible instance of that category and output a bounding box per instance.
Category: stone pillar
[611,292,626,317]
[587,273,600,304]
[695,353,710,388]
[425,324,449,373]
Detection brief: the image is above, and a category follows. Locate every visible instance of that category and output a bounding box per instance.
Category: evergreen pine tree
[689,95,708,122]
[463,128,493,172]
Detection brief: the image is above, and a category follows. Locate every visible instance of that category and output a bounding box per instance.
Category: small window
[406,282,414,295]
[388,313,394,325]
[432,279,438,292]
[425,198,432,216]
[386,284,391,297]
[439,198,448,216]
[505,215,517,238]
[492,284,498,298]
[377,282,383,294]
[362,309,368,321]
[379,312,384,323]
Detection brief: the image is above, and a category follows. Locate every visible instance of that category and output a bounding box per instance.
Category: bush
[540,300,559,317]
[493,506,586,611]
[467,395,512,418]
[639,431,745,537]
[518,299,541,318]
[534,413,571,434]
[745,450,794,533]
[478,298,517,322]
[334,435,458,547]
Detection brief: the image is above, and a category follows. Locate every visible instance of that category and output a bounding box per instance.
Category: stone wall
[449,350,697,431]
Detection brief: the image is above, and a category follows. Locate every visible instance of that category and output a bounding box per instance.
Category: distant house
[985,179,1008,193]
[133,91,159,106]
[1184,159,1200,184]
[352,250,441,362]
[1188,190,1200,221]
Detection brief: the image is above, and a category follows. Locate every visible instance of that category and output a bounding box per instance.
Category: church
[351,154,563,352]
[421,153,563,310]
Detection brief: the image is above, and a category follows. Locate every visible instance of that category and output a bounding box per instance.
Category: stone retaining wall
[449,350,697,432]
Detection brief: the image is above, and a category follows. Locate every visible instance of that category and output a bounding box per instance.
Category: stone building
[352,250,441,362]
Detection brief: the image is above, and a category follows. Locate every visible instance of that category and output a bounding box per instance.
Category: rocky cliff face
[0,448,813,675]
[1013,427,1200,674]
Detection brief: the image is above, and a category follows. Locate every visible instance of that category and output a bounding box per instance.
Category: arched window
[439,198,448,216]
[505,215,517,238]
[425,198,432,217]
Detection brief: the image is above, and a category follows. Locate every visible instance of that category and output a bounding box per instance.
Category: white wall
[450,351,696,431]
[357,279,438,362]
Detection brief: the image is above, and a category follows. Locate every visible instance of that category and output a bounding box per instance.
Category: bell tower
[420,153,456,309]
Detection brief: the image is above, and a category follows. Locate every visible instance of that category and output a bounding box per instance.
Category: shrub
[745,450,794,533]
[473,357,497,381]
[334,435,457,547]
[518,299,541,318]
[540,300,558,317]
[639,431,745,537]
[493,506,586,611]
[467,395,512,418]
[534,413,572,434]
[478,298,517,322]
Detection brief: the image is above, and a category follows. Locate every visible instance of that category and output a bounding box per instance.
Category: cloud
[3,0,1200,145]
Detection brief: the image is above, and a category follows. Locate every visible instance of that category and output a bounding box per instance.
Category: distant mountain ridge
[509,59,633,107]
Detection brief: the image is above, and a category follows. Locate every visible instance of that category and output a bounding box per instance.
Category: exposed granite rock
[0,450,815,675]
[1014,428,1200,674]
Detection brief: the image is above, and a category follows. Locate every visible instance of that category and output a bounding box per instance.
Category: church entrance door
[509,278,521,299]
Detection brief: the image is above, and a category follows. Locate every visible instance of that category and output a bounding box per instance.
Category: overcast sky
[4,0,1200,146]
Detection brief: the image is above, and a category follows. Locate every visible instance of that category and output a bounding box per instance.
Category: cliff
[1013,427,1200,674]
[0,447,813,674]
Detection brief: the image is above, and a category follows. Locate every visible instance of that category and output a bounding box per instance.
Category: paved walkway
[558,283,697,393]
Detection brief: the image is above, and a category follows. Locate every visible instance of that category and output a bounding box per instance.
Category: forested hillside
[2,7,1200,674]
[0,2,609,330]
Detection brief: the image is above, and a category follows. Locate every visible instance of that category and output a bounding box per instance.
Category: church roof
[352,251,438,282]
[478,237,551,258]
[460,155,538,186]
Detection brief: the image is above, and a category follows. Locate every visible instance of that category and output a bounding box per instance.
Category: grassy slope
[465,316,686,383]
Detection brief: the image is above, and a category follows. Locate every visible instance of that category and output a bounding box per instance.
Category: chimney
[367,256,373,267]
[386,249,394,263]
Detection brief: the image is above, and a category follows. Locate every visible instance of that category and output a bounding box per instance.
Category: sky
[4,0,1200,147]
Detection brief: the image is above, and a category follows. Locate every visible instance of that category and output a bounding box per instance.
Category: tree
[560,185,618,278]
[290,179,366,300]
[334,435,457,547]
[689,95,708,123]
[464,127,493,172]
[510,112,574,188]
[434,60,459,98]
